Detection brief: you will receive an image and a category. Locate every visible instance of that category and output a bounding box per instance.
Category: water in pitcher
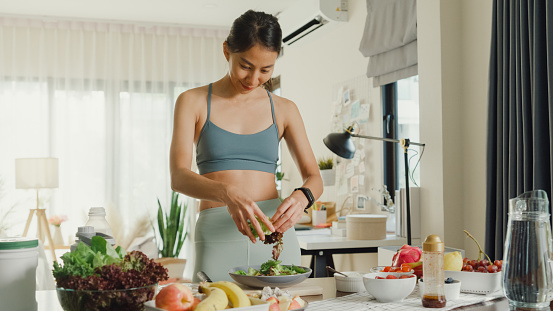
[503,190,553,309]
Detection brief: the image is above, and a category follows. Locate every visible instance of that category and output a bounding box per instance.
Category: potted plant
[318,156,335,186]
[154,191,188,278]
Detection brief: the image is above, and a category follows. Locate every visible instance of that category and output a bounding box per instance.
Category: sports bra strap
[207,83,212,122]
[267,89,276,125]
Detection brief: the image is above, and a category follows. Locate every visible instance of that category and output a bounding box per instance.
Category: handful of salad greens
[234,259,306,276]
[53,235,168,290]
[249,216,284,260]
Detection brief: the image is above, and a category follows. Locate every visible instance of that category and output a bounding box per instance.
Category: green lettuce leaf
[260,259,281,275]
[247,267,260,276]
[52,236,125,280]
[248,216,272,239]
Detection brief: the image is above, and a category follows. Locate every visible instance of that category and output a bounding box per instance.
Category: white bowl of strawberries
[362,272,417,302]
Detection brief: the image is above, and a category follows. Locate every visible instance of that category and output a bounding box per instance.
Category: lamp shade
[323,131,356,159]
[15,158,59,189]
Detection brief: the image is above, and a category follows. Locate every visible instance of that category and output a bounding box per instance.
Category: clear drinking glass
[503,190,553,309]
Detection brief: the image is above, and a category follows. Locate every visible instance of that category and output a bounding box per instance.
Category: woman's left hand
[271,191,308,233]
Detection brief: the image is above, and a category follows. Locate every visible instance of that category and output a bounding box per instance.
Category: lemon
[444,251,463,271]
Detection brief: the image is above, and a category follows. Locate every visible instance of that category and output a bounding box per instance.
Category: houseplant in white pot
[154,191,188,279]
[318,156,335,186]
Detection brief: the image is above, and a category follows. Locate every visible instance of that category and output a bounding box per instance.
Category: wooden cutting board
[235,282,323,296]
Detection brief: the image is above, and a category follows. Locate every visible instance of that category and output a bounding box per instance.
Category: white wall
[278,0,373,198]
[417,0,492,258]
[460,0,493,258]
[278,0,381,271]
[280,0,494,267]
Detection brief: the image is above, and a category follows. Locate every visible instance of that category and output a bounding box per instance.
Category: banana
[196,285,229,311]
[208,281,252,308]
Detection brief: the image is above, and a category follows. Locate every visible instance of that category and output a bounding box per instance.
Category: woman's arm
[169,90,274,242]
[271,99,323,233]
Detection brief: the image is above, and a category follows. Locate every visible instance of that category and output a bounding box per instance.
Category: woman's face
[224,43,278,93]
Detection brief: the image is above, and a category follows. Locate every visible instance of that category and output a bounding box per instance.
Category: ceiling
[0,0,298,28]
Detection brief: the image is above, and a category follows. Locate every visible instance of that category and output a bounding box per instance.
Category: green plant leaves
[157,191,188,258]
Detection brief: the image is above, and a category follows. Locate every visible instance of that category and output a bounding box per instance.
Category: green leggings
[193,198,301,282]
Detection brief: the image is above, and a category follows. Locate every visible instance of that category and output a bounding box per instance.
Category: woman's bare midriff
[199,170,279,211]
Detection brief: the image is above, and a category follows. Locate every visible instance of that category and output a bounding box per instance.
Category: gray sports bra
[195,84,279,175]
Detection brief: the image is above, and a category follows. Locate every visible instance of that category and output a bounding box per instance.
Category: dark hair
[226,10,282,55]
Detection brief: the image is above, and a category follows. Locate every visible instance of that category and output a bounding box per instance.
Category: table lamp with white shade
[15,157,59,261]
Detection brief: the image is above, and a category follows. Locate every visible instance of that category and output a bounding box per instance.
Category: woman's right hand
[223,184,275,243]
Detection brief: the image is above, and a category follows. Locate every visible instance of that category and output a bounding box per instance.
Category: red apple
[155,283,195,311]
[288,299,302,310]
[269,303,280,311]
[191,297,201,310]
[266,296,280,311]
[292,295,305,307]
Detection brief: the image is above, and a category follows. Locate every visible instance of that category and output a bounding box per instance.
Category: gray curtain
[486,0,553,259]
[358,0,417,87]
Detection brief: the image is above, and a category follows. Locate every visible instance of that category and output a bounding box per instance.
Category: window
[382,76,420,199]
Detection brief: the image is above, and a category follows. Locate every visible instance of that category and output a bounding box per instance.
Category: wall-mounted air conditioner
[278,0,348,46]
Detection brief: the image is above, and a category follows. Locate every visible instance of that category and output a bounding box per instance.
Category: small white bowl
[362,272,417,303]
[334,271,366,293]
[419,279,461,301]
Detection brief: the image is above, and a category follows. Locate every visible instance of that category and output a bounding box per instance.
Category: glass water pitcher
[503,190,553,309]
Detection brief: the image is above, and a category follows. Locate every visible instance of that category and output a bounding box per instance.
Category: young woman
[170,10,323,281]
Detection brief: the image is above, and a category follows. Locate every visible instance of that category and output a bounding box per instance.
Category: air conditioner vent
[279,0,348,46]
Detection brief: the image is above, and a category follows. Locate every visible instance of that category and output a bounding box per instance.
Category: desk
[296,230,421,278]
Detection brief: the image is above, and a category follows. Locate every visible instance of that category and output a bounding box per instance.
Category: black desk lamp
[323,124,425,245]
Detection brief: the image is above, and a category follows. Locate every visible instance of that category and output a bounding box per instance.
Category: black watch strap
[294,187,315,212]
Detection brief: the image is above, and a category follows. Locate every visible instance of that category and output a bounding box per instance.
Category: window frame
[382,82,399,203]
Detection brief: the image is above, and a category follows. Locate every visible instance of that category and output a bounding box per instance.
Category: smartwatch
[294,187,315,212]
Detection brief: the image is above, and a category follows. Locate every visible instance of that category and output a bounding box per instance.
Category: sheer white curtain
[0,15,228,278]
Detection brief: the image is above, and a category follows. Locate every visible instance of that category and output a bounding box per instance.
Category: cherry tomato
[386,275,398,279]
